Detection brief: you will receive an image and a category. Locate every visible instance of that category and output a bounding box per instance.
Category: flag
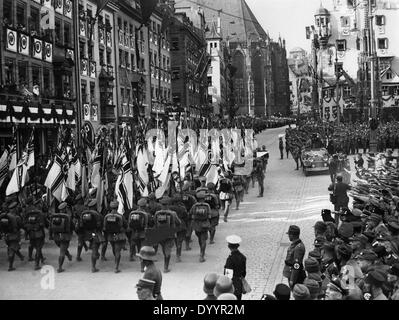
[90,152,102,189]
[136,145,149,195]
[81,164,88,198]
[115,155,134,214]
[0,149,9,187]
[6,162,27,196]
[44,153,68,202]
[26,133,35,169]
[155,152,172,199]
[8,144,17,172]
[66,147,75,191]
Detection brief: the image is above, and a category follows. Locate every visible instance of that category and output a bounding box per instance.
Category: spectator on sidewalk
[292,284,310,300]
[203,273,218,300]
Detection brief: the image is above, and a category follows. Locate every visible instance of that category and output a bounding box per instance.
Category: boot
[66,250,73,261]
[129,245,136,261]
[114,255,121,273]
[76,245,83,262]
[224,215,228,223]
[176,246,182,262]
[209,230,216,244]
[199,246,206,263]
[164,256,171,273]
[185,240,192,251]
[28,245,34,261]
[57,256,65,273]
[34,252,41,270]
[8,255,15,271]
[91,257,99,273]
[83,242,89,252]
[101,243,108,261]
[40,252,46,264]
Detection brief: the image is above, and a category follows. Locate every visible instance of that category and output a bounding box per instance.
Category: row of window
[382,86,399,96]
[149,50,170,69]
[335,38,389,51]
[150,86,171,101]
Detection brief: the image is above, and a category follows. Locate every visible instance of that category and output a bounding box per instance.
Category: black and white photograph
[0,0,399,307]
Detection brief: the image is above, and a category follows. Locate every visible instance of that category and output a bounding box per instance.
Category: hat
[337,244,353,259]
[110,201,119,209]
[159,197,172,205]
[58,202,67,210]
[226,235,242,245]
[273,283,291,300]
[303,278,320,299]
[305,257,320,273]
[137,198,148,207]
[287,225,300,236]
[351,234,368,244]
[135,278,155,291]
[307,273,322,284]
[136,246,157,261]
[196,192,206,200]
[213,276,234,298]
[338,223,354,239]
[356,249,378,261]
[88,199,97,208]
[314,221,327,233]
[292,284,310,300]
[388,263,399,277]
[309,249,322,261]
[8,202,18,210]
[203,273,219,295]
[314,236,326,248]
[365,270,386,286]
[217,293,237,300]
[206,182,215,190]
[352,208,362,217]
[388,221,399,232]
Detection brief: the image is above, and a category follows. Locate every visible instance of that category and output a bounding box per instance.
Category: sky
[246,0,325,53]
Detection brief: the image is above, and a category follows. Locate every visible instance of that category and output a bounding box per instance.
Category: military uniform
[103,201,127,273]
[154,197,180,272]
[283,226,306,288]
[190,192,211,262]
[138,246,163,300]
[232,175,245,210]
[79,200,105,272]
[24,207,46,270]
[181,191,197,250]
[204,188,220,244]
[0,202,23,271]
[73,194,88,262]
[169,195,188,262]
[127,200,150,265]
[49,202,74,273]
[224,235,246,300]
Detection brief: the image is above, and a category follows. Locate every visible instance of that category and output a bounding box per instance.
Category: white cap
[226,235,242,245]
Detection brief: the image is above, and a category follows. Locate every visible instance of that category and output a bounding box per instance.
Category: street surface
[0,126,337,300]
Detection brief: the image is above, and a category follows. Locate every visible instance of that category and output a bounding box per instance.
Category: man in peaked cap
[203,273,218,300]
[364,270,388,300]
[136,278,156,300]
[325,278,346,300]
[283,225,306,288]
[356,249,378,273]
[224,235,247,300]
[272,283,291,300]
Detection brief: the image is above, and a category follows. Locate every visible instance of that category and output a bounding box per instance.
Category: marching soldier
[169,194,189,263]
[154,197,180,273]
[283,225,306,289]
[103,201,127,273]
[24,204,47,270]
[181,185,197,251]
[204,183,220,244]
[190,192,211,262]
[279,137,284,160]
[232,175,245,210]
[49,202,74,273]
[128,198,150,271]
[218,172,233,222]
[253,159,265,198]
[74,194,89,262]
[0,202,24,271]
[79,199,105,272]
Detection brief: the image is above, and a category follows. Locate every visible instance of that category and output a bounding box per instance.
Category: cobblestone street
[0,126,337,300]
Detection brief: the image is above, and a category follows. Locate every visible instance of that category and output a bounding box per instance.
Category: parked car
[301,148,330,176]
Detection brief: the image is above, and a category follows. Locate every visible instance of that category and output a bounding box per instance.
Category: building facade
[309,0,399,122]
[1,0,77,158]
[169,8,211,119]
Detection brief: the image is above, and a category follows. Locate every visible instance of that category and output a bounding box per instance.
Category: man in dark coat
[224,235,247,300]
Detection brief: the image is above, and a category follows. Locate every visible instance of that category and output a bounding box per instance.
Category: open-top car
[301,148,330,176]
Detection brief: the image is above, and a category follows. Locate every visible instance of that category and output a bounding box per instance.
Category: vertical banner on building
[106,31,112,48]
[6,29,17,53]
[99,27,105,45]
[55,0,64,14]
[84,104,90,121]
[40,4,55,30]
[81,59,88,76]
[33,38,43,60]
[66,48,74,61]
[44,42,53,62]
[64,0,73,19]
[90,61,96,78]
[18,33,30,56]
[91,104,98,122]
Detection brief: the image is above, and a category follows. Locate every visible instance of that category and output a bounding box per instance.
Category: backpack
[50,214,69,233]
[155,211,171,228]
[81,211,97,230]
[129,211,146,231]
[192,204,209,221]
[204,194,217,209]
[0,215,15,233]
[104,214,122,233]
[26,212,40,231]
